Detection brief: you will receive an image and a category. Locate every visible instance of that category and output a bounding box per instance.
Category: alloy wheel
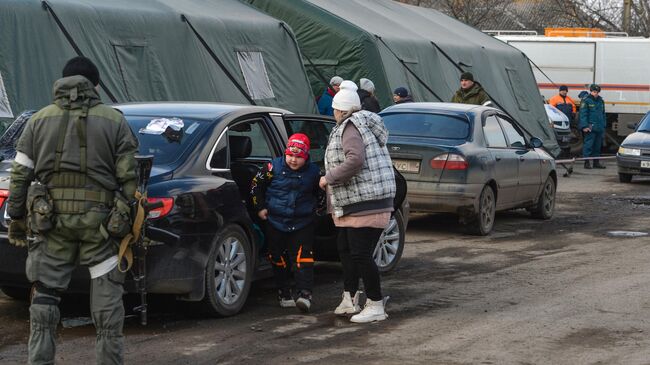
[373,216,400,269]
[214,236,247,305]
[480,188,495,232]
[542,180,555,215]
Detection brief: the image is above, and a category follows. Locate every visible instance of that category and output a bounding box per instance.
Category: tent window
[505,69,529,111]
[0,71,13,118]
[237,51,274,100]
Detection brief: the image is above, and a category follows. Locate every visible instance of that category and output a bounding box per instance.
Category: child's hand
[258,209,268,220]
[319,176,328,190]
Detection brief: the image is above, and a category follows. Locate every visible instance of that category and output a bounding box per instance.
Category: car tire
[201,224,253,317]
[1,286,30,301]
[467,185,496,236]
[530,176,556,220]
[373,210,405,273]
[619,173,633,183]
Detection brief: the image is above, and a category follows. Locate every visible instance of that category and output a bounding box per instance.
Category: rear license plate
[393,159,420,173]
[641,161,650,168]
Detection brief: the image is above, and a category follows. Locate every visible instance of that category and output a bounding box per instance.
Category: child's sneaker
[278,289,295,308]
[295,291,312,313]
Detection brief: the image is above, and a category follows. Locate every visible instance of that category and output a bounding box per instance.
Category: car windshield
[637,113,650,132]
[126,116,210,165]
[381,112,470,139]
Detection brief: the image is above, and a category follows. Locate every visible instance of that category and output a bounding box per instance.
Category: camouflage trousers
[26,207,125,365]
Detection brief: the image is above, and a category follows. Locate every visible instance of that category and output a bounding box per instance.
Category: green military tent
[246,0,559,155]
[0,0,317,127]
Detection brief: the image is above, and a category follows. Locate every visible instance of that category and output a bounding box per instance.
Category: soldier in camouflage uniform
[7,57,138,365]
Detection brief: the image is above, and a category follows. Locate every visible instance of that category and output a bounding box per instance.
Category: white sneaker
[279,297,296,308]
[350,298,388,323]
[334,291,360,316]
[296,297,311,313]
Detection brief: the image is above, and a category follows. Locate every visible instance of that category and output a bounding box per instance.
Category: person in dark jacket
[250,133,321,312]
[393,86,413,104]
[549,85,577,121]
[451,71,491,106]
[317,76,343,116]
[579,84,607,169]
[358,78,381,113]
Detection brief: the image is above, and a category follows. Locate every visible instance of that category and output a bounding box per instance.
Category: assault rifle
[131,155,185,326]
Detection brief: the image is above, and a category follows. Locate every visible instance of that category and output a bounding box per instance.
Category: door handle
[495,155,502,161]
[519,156,525,162]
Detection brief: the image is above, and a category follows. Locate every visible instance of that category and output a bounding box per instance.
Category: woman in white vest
[319,80,396,323]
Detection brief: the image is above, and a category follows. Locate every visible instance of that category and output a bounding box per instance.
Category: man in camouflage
[7,56,138,364]
[451,71,491,106]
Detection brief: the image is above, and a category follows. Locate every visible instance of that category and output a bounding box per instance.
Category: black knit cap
[460,71,474,81]
[62,56,100,86]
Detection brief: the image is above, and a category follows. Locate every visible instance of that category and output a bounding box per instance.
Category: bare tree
[395,0,513,28]
[548,0,650,36]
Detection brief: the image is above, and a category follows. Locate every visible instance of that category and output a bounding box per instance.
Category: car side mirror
[530,137,543,149]
[627,123,638,130]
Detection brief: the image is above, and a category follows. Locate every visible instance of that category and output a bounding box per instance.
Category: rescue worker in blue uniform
[579,83,607,169]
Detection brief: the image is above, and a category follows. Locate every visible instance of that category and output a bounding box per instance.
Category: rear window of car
[126,116,209,165]
[382,112,470,139]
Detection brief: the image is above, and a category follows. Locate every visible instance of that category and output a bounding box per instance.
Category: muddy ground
[2,161,650,364]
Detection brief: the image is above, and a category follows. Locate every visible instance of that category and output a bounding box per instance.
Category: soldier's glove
[8,218,28,247]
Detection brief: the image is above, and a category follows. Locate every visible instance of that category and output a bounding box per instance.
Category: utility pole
[622,0,632,34]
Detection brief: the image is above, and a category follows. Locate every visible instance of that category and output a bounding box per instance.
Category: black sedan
[0,104,408,316]
[617,111,650,183]
[380,102,556,235]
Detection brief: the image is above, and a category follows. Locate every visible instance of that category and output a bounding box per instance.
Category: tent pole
[374,36,444,102]
[41,1,118,103]
[181,15,255,105]
[279,22,331,91]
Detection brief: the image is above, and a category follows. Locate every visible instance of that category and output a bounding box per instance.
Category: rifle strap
[118,191,147,273]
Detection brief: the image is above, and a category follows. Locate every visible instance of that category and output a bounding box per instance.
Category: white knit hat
[330,76,343,86]
[332,80,361,112]
[359,78,375,93]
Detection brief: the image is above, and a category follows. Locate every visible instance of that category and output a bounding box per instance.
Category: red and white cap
[285,133,310,159]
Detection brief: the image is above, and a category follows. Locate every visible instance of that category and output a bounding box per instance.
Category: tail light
[147,197,174,219]
[429,153,468,170]
[0,189,8,209]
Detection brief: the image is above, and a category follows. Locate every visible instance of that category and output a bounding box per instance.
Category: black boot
[593,160,606,169]
[584,161,592,169]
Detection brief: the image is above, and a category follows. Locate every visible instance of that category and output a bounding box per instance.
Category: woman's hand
[319,176,328,190]
[257,209,268,220]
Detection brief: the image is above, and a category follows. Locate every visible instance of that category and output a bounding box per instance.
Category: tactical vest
[46,98,113,214]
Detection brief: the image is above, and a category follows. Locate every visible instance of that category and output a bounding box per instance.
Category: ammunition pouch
[101,194,132,239]
[47,172,114,214]
[26,184,55,234]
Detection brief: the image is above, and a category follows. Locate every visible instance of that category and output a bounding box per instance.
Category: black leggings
[337,227,383,301]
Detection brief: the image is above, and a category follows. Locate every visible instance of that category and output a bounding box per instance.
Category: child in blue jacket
[250,133,321,312]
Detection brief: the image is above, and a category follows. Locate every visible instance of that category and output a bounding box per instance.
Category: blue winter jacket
[254,157,321,232]
[579,95,606,132]
[317,89,335,116]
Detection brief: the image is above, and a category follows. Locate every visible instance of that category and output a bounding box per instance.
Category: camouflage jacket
[8,76,138,218]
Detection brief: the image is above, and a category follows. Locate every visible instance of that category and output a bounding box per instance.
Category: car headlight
[618,147,641,156]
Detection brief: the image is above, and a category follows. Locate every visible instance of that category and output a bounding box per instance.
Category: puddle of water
[607,231,649,238]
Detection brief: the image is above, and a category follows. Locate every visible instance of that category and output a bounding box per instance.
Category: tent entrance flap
[181,14,255,105]
[41,0,117,103]
[376,36,443,102]
[112,41,166,101]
